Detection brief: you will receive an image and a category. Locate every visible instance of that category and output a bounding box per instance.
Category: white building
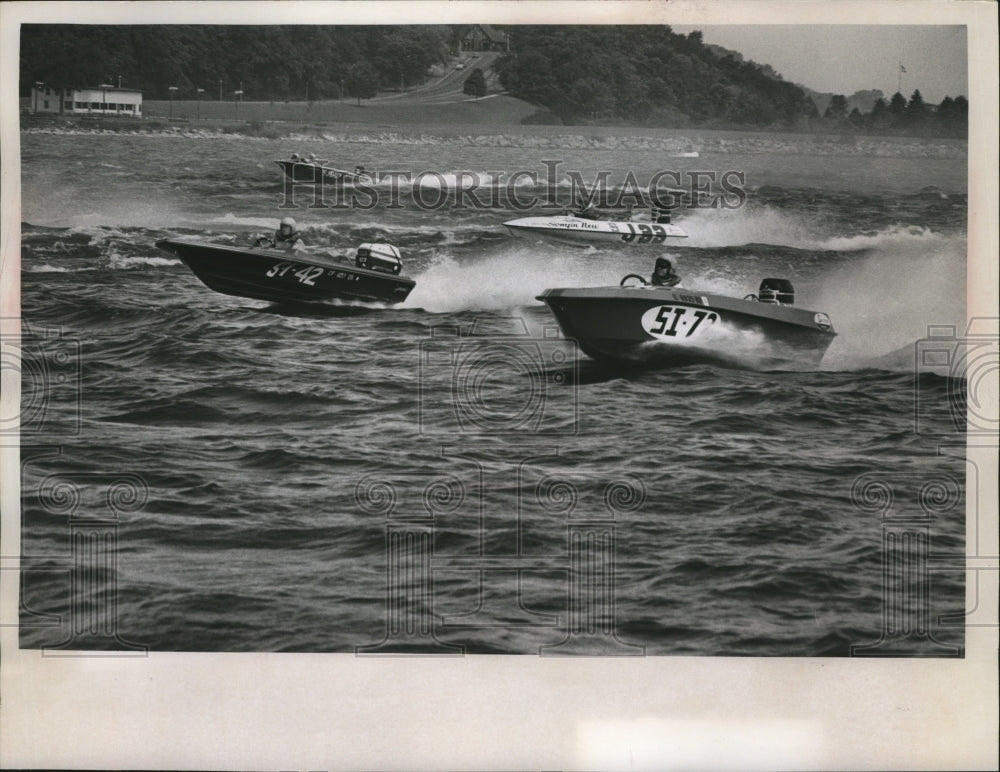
[30,85,142,116]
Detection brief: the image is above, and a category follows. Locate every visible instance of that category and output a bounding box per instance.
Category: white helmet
[279,217,296,232]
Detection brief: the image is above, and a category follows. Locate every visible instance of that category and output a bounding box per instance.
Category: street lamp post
[196,88,204,119]
[168,86,178,119]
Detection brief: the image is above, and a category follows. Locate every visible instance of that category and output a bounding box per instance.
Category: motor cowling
[758,278,795,305]
[356,242,402,275]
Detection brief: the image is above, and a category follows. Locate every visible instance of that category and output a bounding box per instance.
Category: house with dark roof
[461,25,510,52]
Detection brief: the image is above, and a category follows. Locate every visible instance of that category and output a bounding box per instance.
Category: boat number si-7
[265,262,324,286]
[621,223,670,244]
[641,305,719,339]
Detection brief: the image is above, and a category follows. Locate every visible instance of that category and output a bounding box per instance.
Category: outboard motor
[758,278,795,305]
[356,242,402,275]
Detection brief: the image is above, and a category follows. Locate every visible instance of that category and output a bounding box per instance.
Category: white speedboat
[504,213,687,247]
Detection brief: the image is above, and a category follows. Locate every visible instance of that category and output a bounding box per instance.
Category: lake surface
[17,126,969,655]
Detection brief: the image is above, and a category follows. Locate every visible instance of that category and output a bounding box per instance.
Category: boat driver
[574,199,600,220]
[255,217,305,252]
[650,257,680,287]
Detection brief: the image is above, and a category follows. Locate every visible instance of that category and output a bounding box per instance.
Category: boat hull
[505,216,687,247]
[537,286,836,367]
[156,239,414,305]
[275,160,373,185]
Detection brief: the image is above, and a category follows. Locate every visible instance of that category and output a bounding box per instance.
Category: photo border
[2,1,997,769]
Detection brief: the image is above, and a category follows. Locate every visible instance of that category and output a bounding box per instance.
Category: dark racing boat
[275,159,374,185]
[537,275,836,367]
[155,238,415,305]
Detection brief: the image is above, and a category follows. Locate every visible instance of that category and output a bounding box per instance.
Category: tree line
[495,27,966,136]
[20,25,454,102]
[20,24,967,136]
[495,27,820,128]
[820,90,967,136]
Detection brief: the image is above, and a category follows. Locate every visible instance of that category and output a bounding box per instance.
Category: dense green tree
[19,25,446,101]
[496,26,820,126]
[463,68,488,99]
[824,94,848,120]
[344,62,379,105]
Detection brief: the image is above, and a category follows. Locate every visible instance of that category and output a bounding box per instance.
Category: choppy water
[17,128,969,655]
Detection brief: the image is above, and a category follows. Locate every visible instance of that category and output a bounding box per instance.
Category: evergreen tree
[869,97,889,129]
[888,91,907,115]
[906,89,927,121]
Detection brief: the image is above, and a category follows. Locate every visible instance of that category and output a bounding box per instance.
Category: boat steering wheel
[620,274,649,287]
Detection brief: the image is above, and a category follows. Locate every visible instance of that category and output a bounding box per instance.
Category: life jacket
[651,267,680,286]
[275,228,301,246]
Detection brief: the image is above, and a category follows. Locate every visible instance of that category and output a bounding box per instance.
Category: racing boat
[504,213,687,247]
[537,275,836,367]
[155,239,414,305]
[276,159,374,185]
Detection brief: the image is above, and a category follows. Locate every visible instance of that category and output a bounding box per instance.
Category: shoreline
[19,96,968,145]
[18,113,967,165]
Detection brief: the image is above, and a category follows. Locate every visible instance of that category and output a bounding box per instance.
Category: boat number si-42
[621,223,671,244]
[265,262,326,286]
[641,305,719,339]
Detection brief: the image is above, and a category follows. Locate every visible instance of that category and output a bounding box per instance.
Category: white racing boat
[504,211,687,247]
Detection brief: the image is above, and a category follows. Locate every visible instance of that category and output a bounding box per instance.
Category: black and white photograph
[1,1,997,769]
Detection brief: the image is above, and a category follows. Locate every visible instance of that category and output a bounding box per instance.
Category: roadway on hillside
[369,52,501,104]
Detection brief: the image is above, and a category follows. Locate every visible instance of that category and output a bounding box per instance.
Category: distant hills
[496,27,819,128]
[19,24,967,136]
[496,28,966,136]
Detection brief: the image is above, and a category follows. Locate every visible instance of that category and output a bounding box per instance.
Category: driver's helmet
[655,257,674,271]
[279,217,297,235]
